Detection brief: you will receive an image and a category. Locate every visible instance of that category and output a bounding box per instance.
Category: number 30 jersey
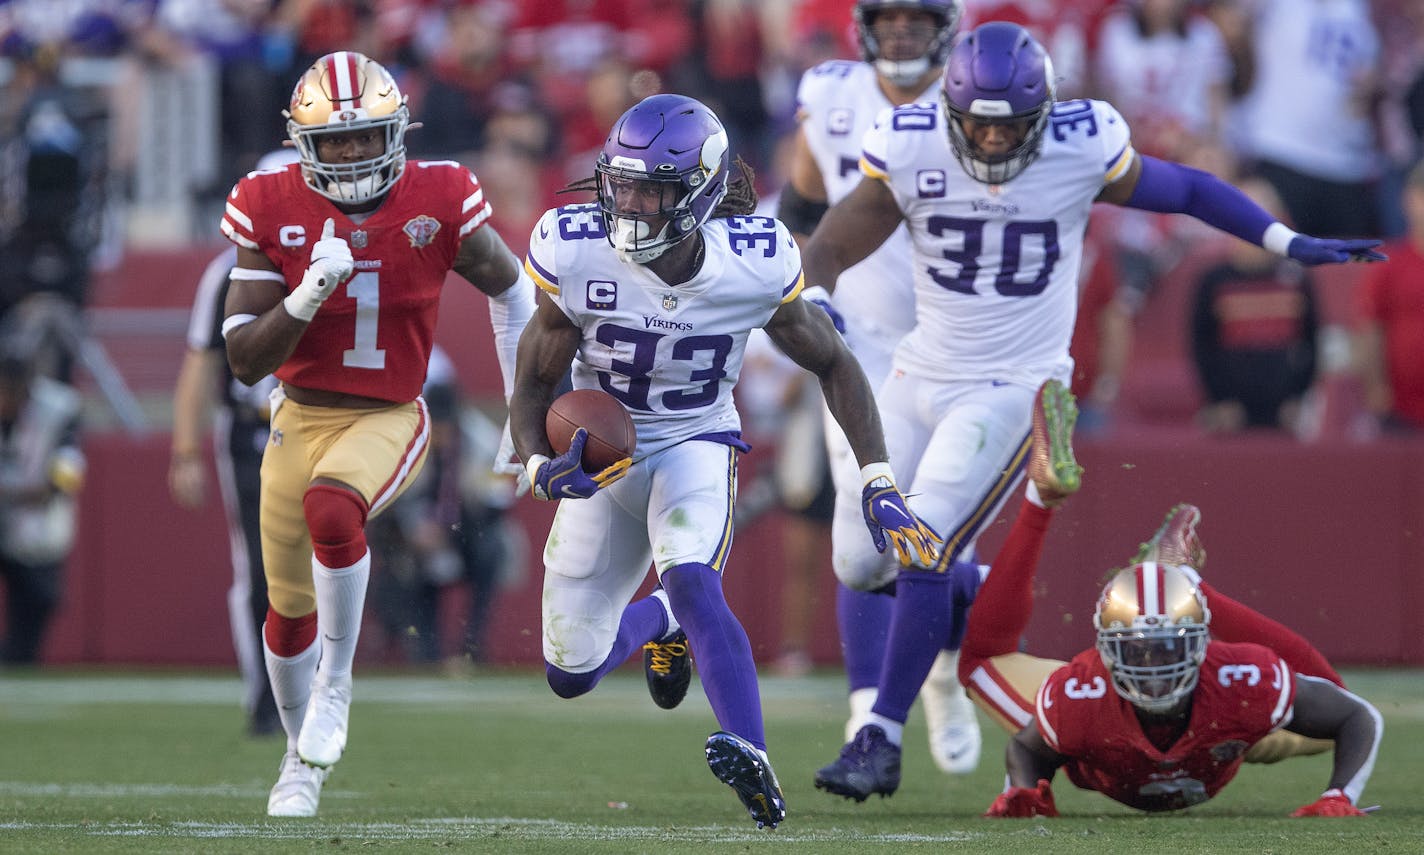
[524,204,804,458]
[860,98,1134,385]
[221,160,492,402]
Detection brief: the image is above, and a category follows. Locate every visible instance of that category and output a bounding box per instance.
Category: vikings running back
[785,0,983,775]
[807,22,1384,803]
[509,94,937,830]
[220,51,534,818]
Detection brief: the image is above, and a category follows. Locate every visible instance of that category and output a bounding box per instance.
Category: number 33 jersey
[1037,641,1296,812]
[524,204,804,458]
[221,160,492,402]
[861,98,1134,385]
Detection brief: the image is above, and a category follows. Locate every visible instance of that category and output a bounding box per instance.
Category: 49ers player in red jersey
[960,380,1382,819]
[220,51,535,817]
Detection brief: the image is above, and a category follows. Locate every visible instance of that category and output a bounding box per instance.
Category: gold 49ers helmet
[1094,562,1211,713]
[285,51,409,204]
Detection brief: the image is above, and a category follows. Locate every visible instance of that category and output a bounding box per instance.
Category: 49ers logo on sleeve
[403,215,441,247]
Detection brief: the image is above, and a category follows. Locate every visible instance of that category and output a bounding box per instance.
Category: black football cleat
[705,731,787,829]
[642,631,692,710]
[813,724,901,802]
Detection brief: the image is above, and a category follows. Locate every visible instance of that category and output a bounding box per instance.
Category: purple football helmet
[594,94,730,264]
[854,0,963,87]
[940,22,1056,185]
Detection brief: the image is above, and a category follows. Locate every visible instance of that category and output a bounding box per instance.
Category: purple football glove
[1288,236,1386,266]
[531,429,631,501]
[861,475,941,566]
[801,285,846,334]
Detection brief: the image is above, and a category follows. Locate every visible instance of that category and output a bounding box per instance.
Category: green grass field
[1,667,1420,854]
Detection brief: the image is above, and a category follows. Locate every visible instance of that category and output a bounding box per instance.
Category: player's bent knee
[303,483,369,568]
[545,662,598,699]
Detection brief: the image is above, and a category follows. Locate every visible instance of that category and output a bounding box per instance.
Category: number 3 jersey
[221,160,492,402]
[1037,641,1296,812]
[861,98,1135,385]
[524,204,804,458]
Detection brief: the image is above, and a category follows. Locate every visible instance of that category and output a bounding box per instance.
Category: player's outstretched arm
[1098,154,1386,266]
[800,174,904,296]
[1285,676,1383,816]
[985,722,1065,818]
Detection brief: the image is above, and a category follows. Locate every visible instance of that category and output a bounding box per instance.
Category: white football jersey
[796,60,932,344]
[525,205,804,458]
[861,98,1134,384]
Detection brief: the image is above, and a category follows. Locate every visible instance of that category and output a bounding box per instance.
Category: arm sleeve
[1124,155,1277,248]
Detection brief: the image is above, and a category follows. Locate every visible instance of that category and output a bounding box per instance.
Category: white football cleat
[267,750,329,817]
[921,649,982,775]
[297,676,351,768]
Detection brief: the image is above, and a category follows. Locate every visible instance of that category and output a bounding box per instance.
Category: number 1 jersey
[221,160,492,402]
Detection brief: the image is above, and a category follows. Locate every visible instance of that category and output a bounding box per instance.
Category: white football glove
[284,218,354,321]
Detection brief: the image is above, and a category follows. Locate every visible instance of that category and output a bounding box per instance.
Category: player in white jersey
[808,21,1384,803]
[509,94,939,830]
[780,0,982,776]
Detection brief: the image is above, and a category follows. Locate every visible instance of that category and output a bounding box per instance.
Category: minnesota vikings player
[967,380,1381,818]
[221,51,535,816]
[808,22,1384,802]
[782,0,982,775]
[510,93,938,830]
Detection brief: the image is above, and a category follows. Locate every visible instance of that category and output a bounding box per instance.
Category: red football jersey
[221,160,491,402]
[1036,641,1296,812]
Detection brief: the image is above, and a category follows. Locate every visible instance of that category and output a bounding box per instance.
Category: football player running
[782,0,983,775]
[808,22,1384,802]
[509,93,938,830]
[964,379,1382,818]
[220,52,536,817]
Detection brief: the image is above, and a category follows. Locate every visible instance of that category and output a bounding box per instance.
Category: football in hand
[546,389,636,471]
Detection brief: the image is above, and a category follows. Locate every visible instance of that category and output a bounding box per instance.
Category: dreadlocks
[558,156,760,218]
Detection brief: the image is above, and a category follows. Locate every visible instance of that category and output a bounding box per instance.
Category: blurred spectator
[696,0,774,173]
[284,0,380,69]
[507,0,630,119]
[1228,0,1382,238]
[962,0,1114,99]
[406,1,509,161]
[0,327,84,665]
[473,84,560,253]
[1190,177,1319,434]
[369,347,524,668]
[167,150,295,737]
[1353,160,1424,434]
[557,58,642,186]
[0,45,107,325]
[151,0,290,190]
[1369,0,1424,237]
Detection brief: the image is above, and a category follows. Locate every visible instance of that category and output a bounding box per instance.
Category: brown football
[546,388,637,471]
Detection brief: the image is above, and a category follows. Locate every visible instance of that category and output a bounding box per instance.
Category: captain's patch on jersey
[586,280,617,311]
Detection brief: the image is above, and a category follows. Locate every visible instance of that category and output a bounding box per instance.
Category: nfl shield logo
[662,293,678,311]
[350,230,368,249]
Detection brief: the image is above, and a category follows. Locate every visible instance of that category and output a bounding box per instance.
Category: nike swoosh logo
[1042,693,1053,709]
[539,221,550,240]
[876,498,902,516]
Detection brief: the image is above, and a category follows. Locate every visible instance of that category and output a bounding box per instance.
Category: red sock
[264,608,318,657]
[961,500,1052,666]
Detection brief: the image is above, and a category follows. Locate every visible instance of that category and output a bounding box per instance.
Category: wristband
[1320,788,1349,801]
[1262,222,1298,257]
[525,454,550,485]
[801,285,834,303]
[860,461,894,486]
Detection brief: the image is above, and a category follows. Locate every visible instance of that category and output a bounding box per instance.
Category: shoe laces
[642,639,687,676]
